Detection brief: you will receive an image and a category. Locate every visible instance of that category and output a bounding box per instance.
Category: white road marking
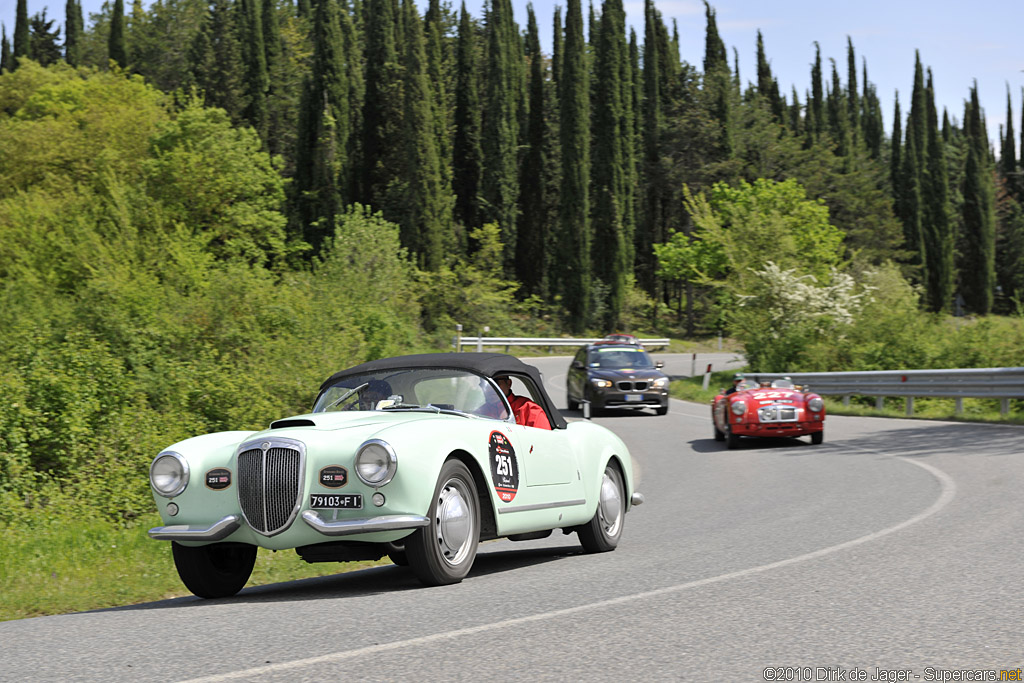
[179,443,955,683]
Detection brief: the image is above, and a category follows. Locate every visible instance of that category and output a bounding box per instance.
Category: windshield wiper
[323,382,368,411]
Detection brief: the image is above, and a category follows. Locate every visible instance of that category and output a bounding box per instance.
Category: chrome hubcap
[436,478,473,566]
[597,470,622,536]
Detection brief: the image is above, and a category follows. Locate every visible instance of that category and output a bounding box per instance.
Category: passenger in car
[494,374,552,430]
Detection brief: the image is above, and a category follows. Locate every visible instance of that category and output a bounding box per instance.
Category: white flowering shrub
[734,262,874,371]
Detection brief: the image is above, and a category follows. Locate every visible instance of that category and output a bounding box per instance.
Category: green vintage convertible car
[149,353,644,598]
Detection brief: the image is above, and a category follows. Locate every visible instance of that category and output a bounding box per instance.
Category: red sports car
[712,378,825,448]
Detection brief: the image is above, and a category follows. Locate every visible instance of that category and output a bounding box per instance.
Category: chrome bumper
[301,511,430,537]
[148,514,241,542]
[630,492,645,506]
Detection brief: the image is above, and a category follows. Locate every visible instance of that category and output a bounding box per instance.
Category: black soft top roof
[318,353,566,429]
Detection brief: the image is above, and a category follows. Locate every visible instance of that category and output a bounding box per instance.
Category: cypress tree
[861,61,883,158]
[846,37,859,144]
[64,0,82,66]
[517,4,548,296]
[701,0,726,74]
[891,94,902,199]
[921,69,952,312]
[755,30,782,122]
[424,0,453,198]
[1,26,10,72]
[13,0,28,69]
[552,6,562,87]
[591,0,628,328]
[339,6,364,202]
[702,1,732,159]
[636,0,662,295]
[628,27,642,252]
[788,86,801,135]
[188,0,246,122]
[109,0,127,67]
[297,0,311,18]
[452,2,482,232]
[293,0,348,252]
[238,0,268,140]
[1001,87,1019,199]
[907,52,927,172]
[560,0,590,330]
[261,0,283,155]
[899,118,924,276]
[481,0,520,272]
[360,0,403,207]
[397,0,449,270]
[810,42,823,139]
[622,24,638,272]
[960,84,996,314]
[826,58,849,156]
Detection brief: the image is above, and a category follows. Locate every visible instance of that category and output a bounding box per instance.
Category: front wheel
[406,459,480,586]
[577,464,625,553]
[655,403,669,416]
[811,431,824,445]
[725,422,740,449]
[567,392,580,411]
[171,542,257,599]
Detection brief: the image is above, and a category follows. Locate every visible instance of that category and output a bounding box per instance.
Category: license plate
[309,493,363,509]
[625,394,642,402]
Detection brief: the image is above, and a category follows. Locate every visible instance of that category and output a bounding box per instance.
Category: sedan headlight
[590,379,613,388]
[730,401,747,416]
[807,397,824,412]
[652,377,669,388]
[150,452,189,498]
[355,439,398,487]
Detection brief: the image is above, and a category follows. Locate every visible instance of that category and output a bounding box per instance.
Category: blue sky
[2,0,1022,153]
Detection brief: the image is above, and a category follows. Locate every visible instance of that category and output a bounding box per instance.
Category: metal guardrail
[456,337,671,352]
[748,368,1024,416]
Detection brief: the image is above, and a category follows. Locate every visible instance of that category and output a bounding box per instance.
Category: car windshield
[312,368,511,420]
[588,346,655,369]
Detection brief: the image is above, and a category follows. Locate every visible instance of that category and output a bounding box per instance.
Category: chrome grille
[757,405,799,423]
[616,381,649,391]
[237,442,304,536]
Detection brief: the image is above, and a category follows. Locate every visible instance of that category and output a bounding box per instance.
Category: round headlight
[807,397,824,412]
[150,452,189,498]
[355,439,397,487]
[730,401,747,416]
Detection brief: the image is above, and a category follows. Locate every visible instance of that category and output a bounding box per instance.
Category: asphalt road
[2,354,1022,682]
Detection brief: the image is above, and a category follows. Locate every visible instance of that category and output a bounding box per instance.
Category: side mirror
[571,360,584,370]
[655,361,664,369]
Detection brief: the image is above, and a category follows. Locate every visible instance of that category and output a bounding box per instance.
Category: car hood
[732,389,813,404]
[588,368,665,381]
[263,410,440,432]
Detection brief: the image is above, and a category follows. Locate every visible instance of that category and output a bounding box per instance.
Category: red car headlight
[807,397,824,412]
[730,401,747,416]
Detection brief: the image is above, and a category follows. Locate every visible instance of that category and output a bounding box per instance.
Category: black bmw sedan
[566,342,670,416]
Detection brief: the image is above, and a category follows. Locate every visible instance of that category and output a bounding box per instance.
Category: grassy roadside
[0,514,389,622]
[669,369,1024,426]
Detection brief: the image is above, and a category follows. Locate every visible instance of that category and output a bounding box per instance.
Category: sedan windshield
[588,346,655,369]
[313,368,511,420]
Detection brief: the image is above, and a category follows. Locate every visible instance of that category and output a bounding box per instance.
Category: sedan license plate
[309,493,362,509]
[625,394,643,402]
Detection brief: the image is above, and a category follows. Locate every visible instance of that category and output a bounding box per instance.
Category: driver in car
[358,379,392,410]
[494,374,551,430]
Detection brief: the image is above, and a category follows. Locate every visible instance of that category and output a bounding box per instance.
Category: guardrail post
[906,396,914,416]
[1001,398,1010,415]
[955,398,963,415]
[875,396,884,411]
[842,395,850,407]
